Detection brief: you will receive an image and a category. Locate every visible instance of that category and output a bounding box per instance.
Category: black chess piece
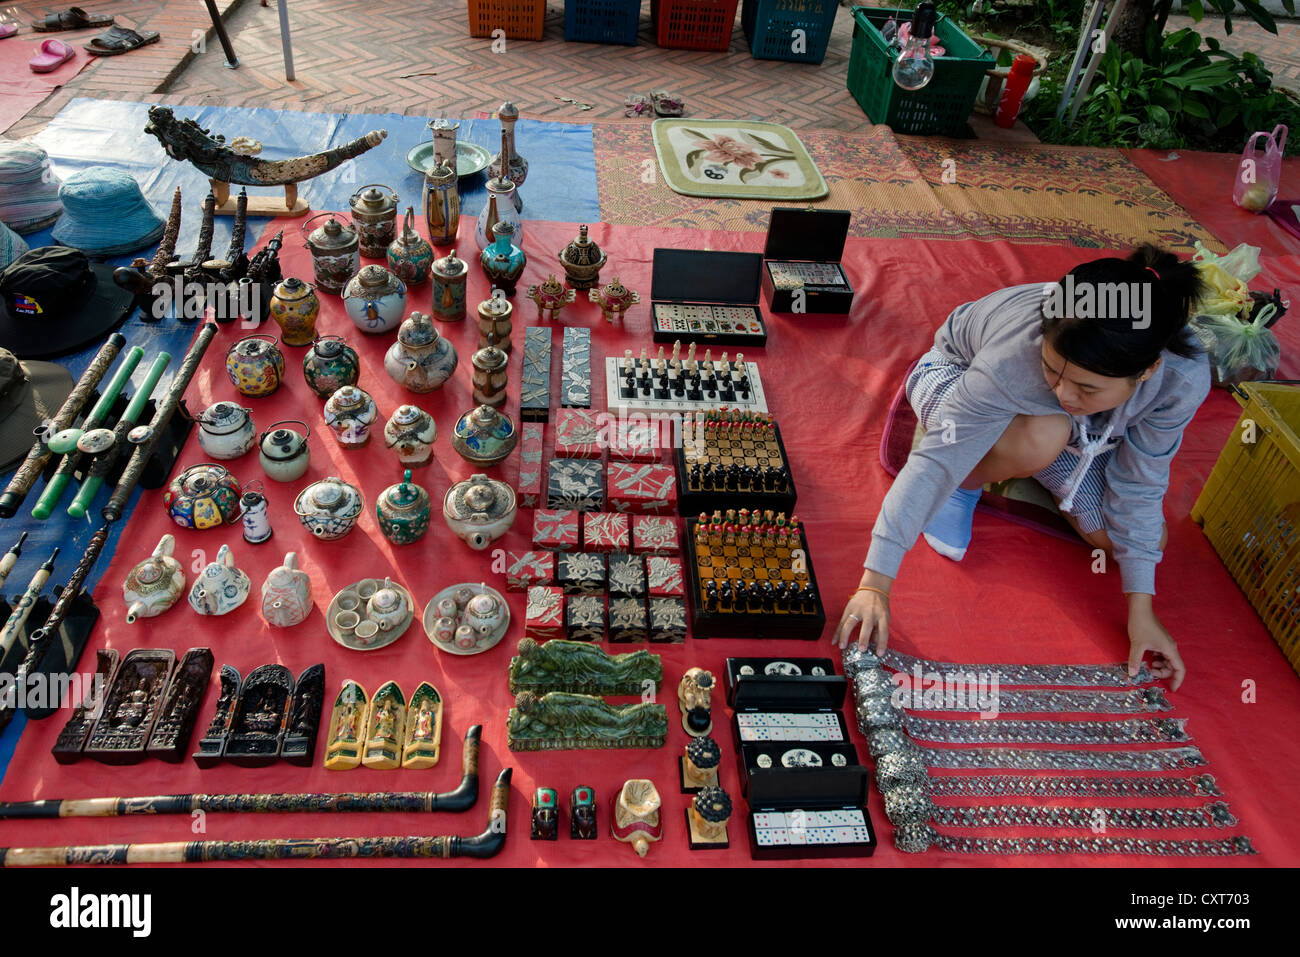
[704,580,719,613]
[761,580,776,612]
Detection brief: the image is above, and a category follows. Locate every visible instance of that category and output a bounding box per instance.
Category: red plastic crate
[651,0,739,51]
[468,0,547,40]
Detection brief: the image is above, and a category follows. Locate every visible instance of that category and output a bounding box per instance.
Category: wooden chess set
[675,409,797,516]
[684,512,826,640]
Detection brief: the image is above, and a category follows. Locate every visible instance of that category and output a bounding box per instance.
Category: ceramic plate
[327,578,415,652]
[406,141,493,178]
[423,582,511,656]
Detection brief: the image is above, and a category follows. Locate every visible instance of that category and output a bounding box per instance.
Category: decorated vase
[225,335,285,397]
[268,277,320,346]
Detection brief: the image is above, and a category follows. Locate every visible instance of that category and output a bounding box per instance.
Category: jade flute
[103,322,218,523]
[0,768,513,867]
[0,334,126,518]
[0,533,26,593]
[66,351,172,519]
[0,726,484,819]
[0,549,58,671]
[30,347,144,520]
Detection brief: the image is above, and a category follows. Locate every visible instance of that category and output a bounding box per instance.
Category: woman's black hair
[1040,243,1207,378]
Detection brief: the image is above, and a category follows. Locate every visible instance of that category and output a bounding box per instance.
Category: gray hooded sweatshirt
[865,282,1210,595]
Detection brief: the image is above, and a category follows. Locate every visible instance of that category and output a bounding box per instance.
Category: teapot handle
[300,211,353,245]
[259,418,311,446]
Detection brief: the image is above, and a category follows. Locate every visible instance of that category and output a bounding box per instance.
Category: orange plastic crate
[468,0,547,40]
[651,0,739,51]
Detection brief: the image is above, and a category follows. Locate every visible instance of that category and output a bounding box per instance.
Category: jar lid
[398,312,437,347]
[310,482,342,508]
[433,248,465,275]
[538,274,565,297]
[233,335,276,357]
[382,469,427,510]
[473,342,507,372]
[372,587,400,612]
[448,473,514,519]
[478,294,510,318]
[261,427,303,458]
[204,401,246,428]
[313,335,347,358]
[311,216,356,249]
[391,404,425,426]
[274,277,312,299]
[330,385,370,411]
[357,185,395,212]
[357,264,395,289]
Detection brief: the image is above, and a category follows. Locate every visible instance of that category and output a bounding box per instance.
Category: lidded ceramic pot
[476,293,513,351]
[323,384,378,448]
[377,469,432,546]
[424,160,459,246]
[443,473,517,550]
[367,578,409,632]
[349,184,399,258]
[294,476,364,540]
[268,277,320,346]
[302,214,360,295]
[225,334,286,397]
[384,404,437,467]
[384,311,458,392]
[430,247,467,322]
[343,264,407,334]
[188,543,251,616]
[164,463,243,530]
[471,336,509,408]
[474,176,523,251]
[479,220,525,296]
[526,273,576,322]
[196,401,255,460]
[451,404,517,466]
[387,206,433,285]
[302,335,360,398]
[261,551,313,627]
[123,533,186,624]
[558,224,606,290]
[258,419,311,482]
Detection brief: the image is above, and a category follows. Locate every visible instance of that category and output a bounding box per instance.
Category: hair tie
[1146,266,1160,280]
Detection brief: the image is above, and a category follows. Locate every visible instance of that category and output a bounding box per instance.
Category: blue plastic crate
[741,0,838,63]
[565,0,642,44]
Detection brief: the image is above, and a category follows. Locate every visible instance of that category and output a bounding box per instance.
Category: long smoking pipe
[30,347,145,520]
[0,533,26,593]
[0,726,483,819]
[103,322,218,522]
[0,768,512,866]
[0,335,126,518]
[0,549,58,671]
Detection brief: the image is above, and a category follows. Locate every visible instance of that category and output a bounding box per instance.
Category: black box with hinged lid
[650,248,767,346]
[725,656,843,709]
[761,208,853,315]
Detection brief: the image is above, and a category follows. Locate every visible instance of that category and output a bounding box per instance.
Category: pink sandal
[30,37,74,72]
[0,23,19,39]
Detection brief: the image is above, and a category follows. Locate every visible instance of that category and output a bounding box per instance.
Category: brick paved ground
[1166,13,1300,95]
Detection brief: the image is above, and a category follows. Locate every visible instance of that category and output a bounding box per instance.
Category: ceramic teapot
[261,551,313,627]
[188,543,251,616]
[164,463,243,530]
[383,405,437,467]
[376,469,432,545]
[451,404,517,466]
[367,579,409,633]
[302,214,360,295]
[258,419,311,482]
[123,533,186,623]
[268,277,320,346]
[294,476,364,540]
[302,335,360,398]
[196,402,256,460]
[387,207,433,285]
[323,384,378,448]
[464,588,508,637]
[343,264,407,335]
[442,473,517,550]
[384,311,458,393]
[226,335,286,397]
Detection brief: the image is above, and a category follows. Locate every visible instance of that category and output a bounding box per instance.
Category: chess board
[684,516,826,640]
[675,412,797,516]
[604,357,769,414]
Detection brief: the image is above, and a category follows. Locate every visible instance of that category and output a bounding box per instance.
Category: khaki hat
[0,348,75,473]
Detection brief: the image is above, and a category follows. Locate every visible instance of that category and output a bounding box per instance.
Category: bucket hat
[51,166,164,257]
[0,221,28,270]
[0,140,63,235]
[0,347,75,472]
[0,246,136,358]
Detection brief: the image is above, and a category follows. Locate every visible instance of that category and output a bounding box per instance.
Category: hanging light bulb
[893,1,938,91]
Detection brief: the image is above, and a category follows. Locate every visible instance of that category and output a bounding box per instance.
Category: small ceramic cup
[434,616,457,644]
[454,586,475,607]
[357,580,378,599]
[337,595,359,611]
[436,597,458,619]
[454,624,476,650]
[355,620,380,641]
[334,610,360,634]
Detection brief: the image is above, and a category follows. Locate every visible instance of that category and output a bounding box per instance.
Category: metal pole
[202,0,239,69]
[276,0,295,81]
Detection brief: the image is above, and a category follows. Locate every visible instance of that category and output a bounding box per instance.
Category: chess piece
[531,787,559,840]
[570,785,597,839]
[678,667,714,736]
[686,785,731,850]
[612,779,662,858]
[680,735,721,792]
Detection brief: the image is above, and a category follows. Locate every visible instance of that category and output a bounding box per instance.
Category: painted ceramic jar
[323,384,378,448]
[526,273,576,322]
[123,533,186,624]
[558,224,606,290]
[258,419,311,482]
[384,405,437,467]
[424,161,460,246]
[377,469,432,545]
[196,401,255,460]
[471,339,509,408]
[474,176,523,251]
[384,311,458,393]
[488,102,527,211]
[350,184,399,258]
[261,551,313,627]
[479,220,525,296]
[343,264,407,334]
[451,404,517,467]
[294,476,364,540]
[589,276,640,323]
[225,335,286,397]
[268,277,320,346]
[164,464,243,530]
[302,335,360,398]
[187,544,251,616]
[303,214,360,295]
[431,248,468,322]
[367,579,409,633]
[387,207,433,285]
[442,473,517,550]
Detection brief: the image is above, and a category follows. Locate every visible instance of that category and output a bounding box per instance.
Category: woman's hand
[1126,593,1185,692]
[834,570,893,655]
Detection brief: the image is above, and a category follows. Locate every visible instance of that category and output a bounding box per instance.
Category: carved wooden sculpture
[82,650,177,765]
[144,648,214,762]
[612,779,662,858]
[325,680,368,770]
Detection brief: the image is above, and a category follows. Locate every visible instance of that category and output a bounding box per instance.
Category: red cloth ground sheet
[2,217,1298,868]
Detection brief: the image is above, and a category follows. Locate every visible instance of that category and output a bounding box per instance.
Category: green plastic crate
[847,6,993,136]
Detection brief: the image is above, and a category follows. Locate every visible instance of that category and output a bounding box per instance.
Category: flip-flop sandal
[31,6,113,32]
[84,24,160,55]
[650,90,685,118]
[0,23,18,39]
[29,37,74,72]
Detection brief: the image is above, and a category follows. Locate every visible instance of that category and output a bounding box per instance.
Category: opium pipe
[0,533,27,592]
[0,549,58,664]
[0,769,513,866]
[0,334,126,519]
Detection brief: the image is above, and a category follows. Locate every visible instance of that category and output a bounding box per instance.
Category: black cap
[0,247,137,359]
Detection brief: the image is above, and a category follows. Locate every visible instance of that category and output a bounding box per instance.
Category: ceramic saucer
[406,141,492,178]
[327,577,415,652]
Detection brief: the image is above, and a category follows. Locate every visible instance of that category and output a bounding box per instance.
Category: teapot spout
[126,601,146,624]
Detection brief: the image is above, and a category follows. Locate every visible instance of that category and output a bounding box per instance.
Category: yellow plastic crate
[1192,383,1300,675]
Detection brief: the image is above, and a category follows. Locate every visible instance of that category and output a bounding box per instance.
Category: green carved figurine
[506,691,668,751]
[507,638,662,696]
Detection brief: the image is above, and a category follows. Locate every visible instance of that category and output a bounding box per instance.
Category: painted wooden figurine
[678,667,715,736]
[686,785,731,850]
[612,779,662,858]
[401,681,443,769]
[680,735,721,793]
[325,680,368,770]
[531,787,559,840]
[525,274,575,322]
[571,785,597,840]
[362,680,406,769]
[589,276,639,323]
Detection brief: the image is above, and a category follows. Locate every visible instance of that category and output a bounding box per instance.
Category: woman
[835,245,1208,691]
